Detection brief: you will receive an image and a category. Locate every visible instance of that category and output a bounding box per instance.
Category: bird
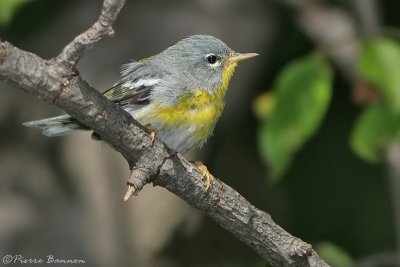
[23,35,258,193]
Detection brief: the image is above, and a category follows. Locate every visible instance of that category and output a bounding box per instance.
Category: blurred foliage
[257,54,332,179]
[252,91,275,121]
[0,0,33,26]
[257,37,400,177]
[358,38,400,113]
[351,37,400,163]
[350,104,400,163]
[316,242,354,267]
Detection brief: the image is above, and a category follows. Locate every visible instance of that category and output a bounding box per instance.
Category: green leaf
[316,242,353,267]
[258,54,332,179]
[350,104,400,163]
[358,38,400,113]
[0,0,33,26]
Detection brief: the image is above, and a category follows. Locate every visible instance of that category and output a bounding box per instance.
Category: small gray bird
[24,35,258,190]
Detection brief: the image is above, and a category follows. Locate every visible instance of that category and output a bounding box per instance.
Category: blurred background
[1,0,400,266]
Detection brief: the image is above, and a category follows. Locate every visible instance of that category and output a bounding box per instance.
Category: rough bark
[0,0,329,266]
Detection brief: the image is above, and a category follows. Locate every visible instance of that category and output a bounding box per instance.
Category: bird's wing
[103,61,163,107]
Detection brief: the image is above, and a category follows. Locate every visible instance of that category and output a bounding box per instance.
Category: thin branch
[0,1,329,266]
[351,0,381,37]
[386,144,400,255]
[55,0,126,70]
[295,2,360,81]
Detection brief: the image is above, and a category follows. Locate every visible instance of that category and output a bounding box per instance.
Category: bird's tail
[23,115,88,137]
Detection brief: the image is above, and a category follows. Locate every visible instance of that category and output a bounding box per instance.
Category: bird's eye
[207,54,218,64]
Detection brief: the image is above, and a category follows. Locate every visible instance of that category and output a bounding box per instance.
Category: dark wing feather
[102,61,161,107]
[111,84,153,106]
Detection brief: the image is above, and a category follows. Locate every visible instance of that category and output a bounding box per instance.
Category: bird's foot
[144,124,157,145]
[193,161,213,191]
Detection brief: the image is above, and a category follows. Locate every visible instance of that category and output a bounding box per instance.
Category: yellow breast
[149,90,223,140]
[142,62,238,142]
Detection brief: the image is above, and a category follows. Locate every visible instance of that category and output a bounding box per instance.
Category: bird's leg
[144,123,157,145]
[193,161,213,191]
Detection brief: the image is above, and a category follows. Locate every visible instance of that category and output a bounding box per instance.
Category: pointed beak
[227,52,259,64]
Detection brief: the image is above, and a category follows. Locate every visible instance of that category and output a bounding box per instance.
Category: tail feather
[23,115,88,137]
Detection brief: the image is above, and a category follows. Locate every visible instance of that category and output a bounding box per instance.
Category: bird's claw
[194,161,213,191]
[144,124,157,145]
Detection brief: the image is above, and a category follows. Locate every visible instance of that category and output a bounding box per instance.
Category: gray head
[153,35,258,93]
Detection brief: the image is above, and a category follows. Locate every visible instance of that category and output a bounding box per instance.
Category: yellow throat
[148,62,238,141]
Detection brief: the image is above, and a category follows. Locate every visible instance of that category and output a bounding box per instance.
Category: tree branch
[56,0,126,70]
[0,1,329,266]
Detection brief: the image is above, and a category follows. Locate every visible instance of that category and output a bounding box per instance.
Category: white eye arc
[206,54,221,67]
